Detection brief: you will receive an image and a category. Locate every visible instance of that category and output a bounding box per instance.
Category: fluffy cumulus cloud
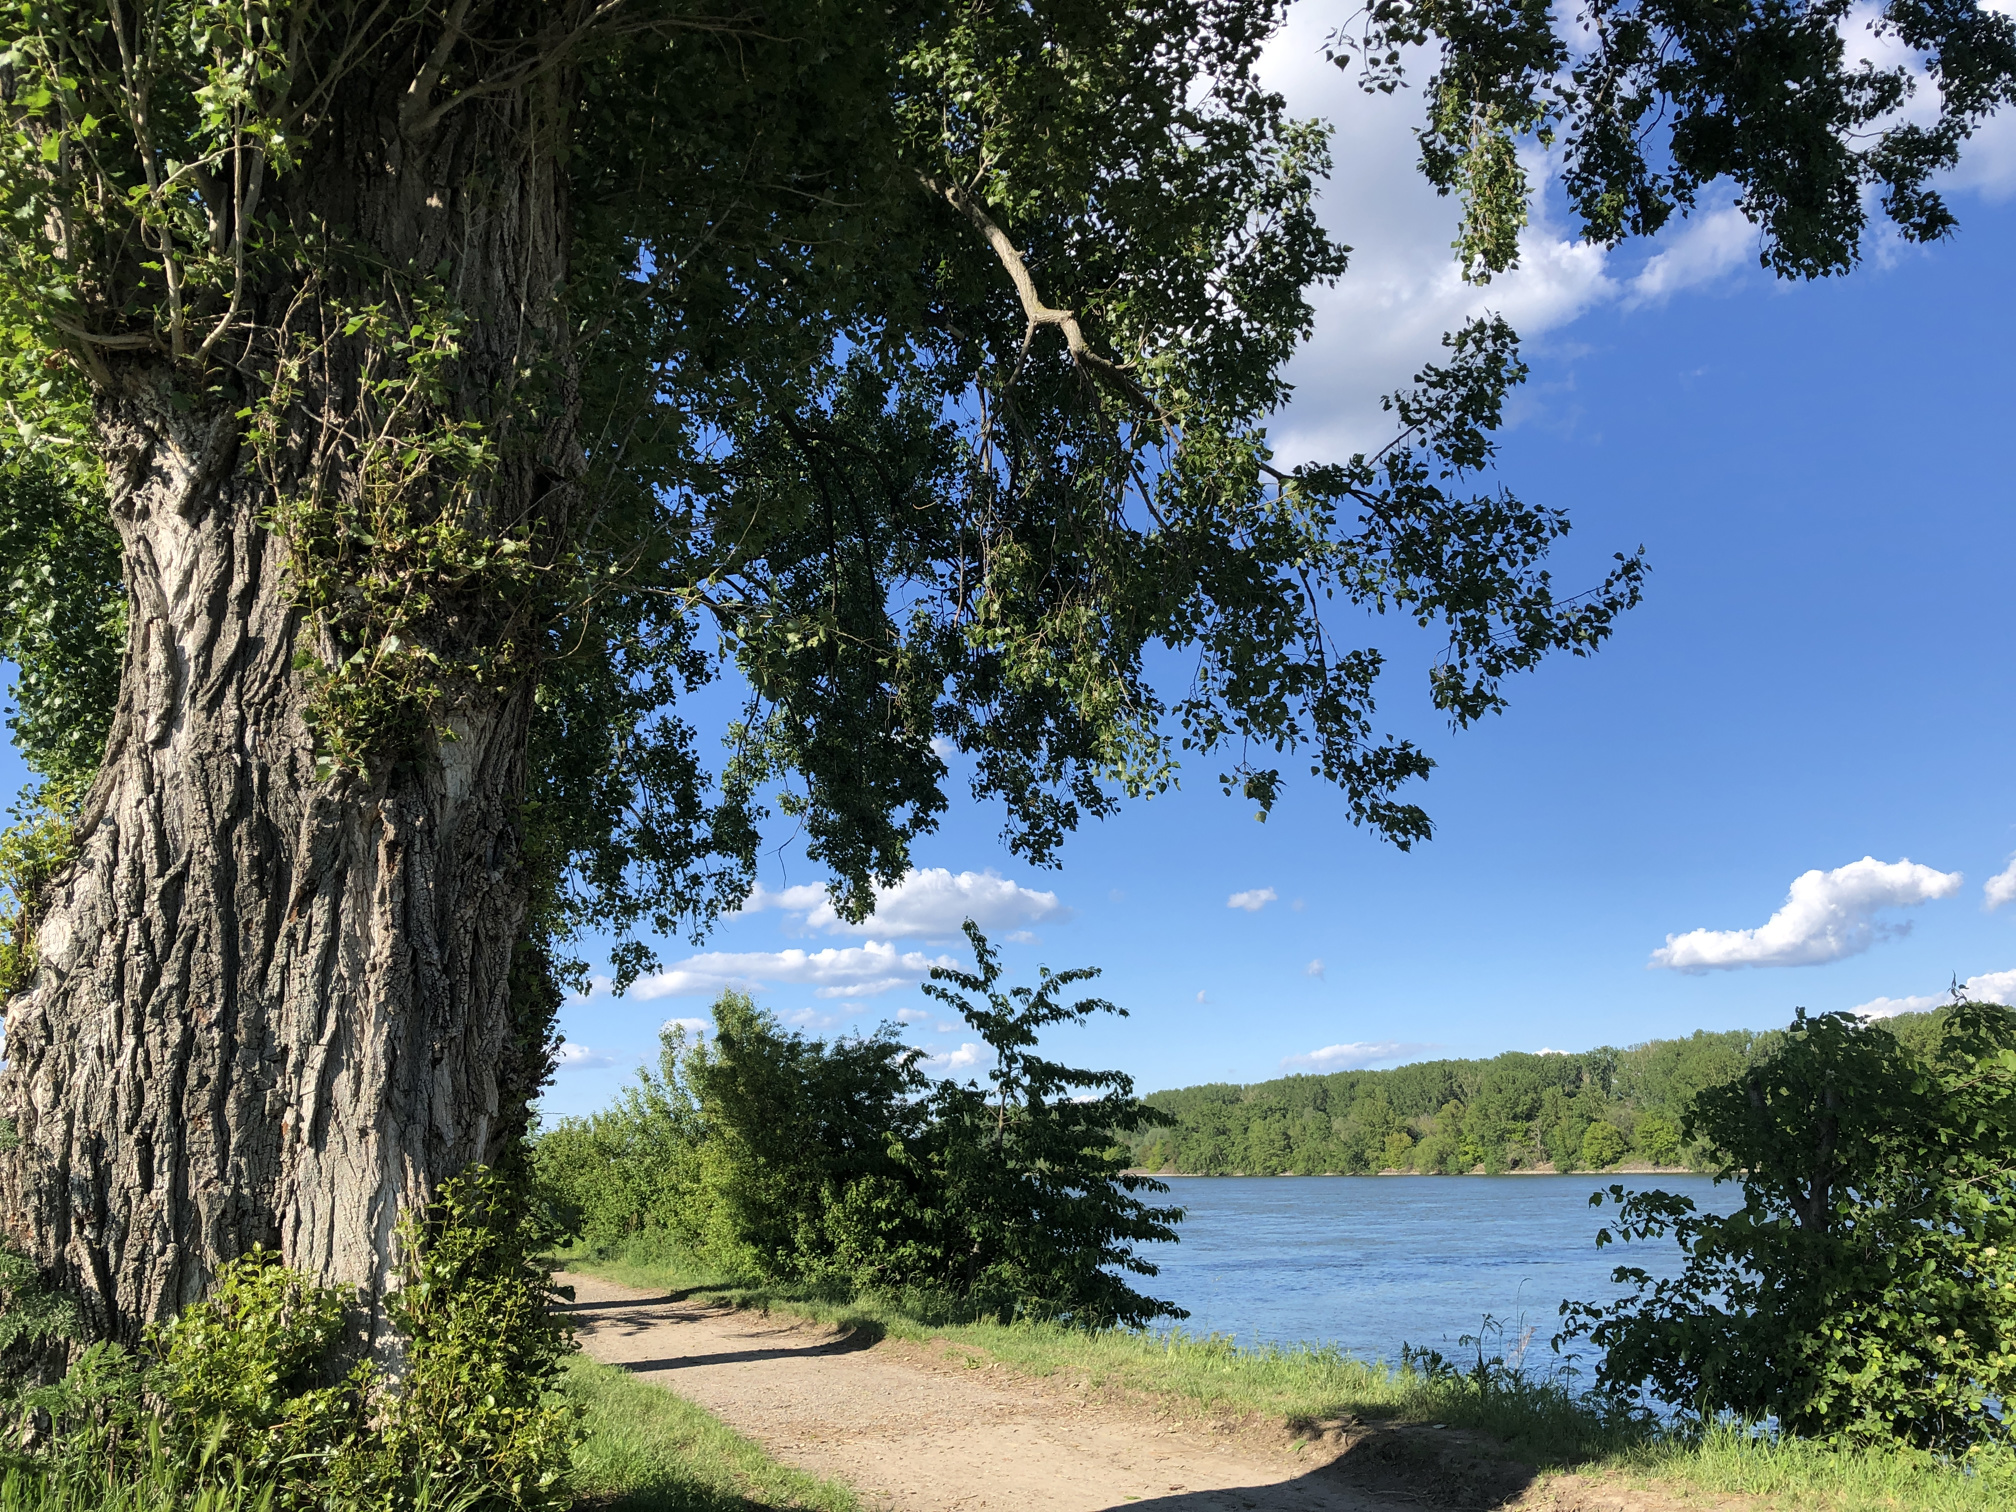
[1305,958,1326,979]
[634,941,960,1000]
[1650,857,1963,973]
[1985,857,2016,911]
[1281,1040,1429,1072]
[1248,5,2016,460]
[1852,968,2016,1019]
[737,868,1067,939]
[554,1043,620,1071]
[921,1043,986,1074]
[1227,887,1277,912]
[1624,207,1756,306]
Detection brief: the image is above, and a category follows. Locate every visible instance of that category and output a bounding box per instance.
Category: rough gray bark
[0,75,577,1347]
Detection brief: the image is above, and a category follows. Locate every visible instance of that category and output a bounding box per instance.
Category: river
[1138,1173,1734,1374]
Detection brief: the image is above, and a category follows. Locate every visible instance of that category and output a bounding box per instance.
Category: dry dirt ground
[558,1272,1752,1512]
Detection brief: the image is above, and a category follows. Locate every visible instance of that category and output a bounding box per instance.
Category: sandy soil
[558,1272,1750,1512]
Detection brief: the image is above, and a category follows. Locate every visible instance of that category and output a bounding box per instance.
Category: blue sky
[537,7,2016,1114]
[6,6,2013,1119]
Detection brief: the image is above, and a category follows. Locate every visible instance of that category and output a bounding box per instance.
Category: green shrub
[1632,1111,1682,1167]
[536,924,1185,1327]
[1578,1120,1628,1170]
[0,1168,575,1511]
[148,1250,368,1505]
[343,1170,580,1511]
[1562,1003,2016,1451]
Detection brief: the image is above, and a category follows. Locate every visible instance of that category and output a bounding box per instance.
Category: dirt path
[560,1271,1421,1511]
[559,1273,1747,1512]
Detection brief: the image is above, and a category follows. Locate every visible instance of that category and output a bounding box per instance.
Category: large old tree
[0,0,2005,1344]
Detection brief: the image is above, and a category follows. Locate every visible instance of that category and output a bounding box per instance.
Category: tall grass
[0,1418,484,1512]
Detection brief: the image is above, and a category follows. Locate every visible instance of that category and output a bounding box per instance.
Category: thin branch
[48,317,160,352]
[399,0,476,135]
[918,172,1169,424]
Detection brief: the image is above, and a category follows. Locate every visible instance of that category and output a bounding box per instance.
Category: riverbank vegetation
[557,1247,2016,1511]
[535,927,1182,1328]
[1119,1009,1959,1177]
[544,997,2016,1508]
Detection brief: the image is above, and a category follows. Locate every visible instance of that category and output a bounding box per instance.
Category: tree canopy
[0,0,2007,981]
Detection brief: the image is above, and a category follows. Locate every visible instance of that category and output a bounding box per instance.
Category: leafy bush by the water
[1561,1001,2016,1451]
[0,1167,577,1511]
[536,923,1184,1326]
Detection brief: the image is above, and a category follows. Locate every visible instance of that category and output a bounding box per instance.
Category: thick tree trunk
[0,80,576,1347]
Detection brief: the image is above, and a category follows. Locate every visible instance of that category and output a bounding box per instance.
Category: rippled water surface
[1139,1174,1733,1368]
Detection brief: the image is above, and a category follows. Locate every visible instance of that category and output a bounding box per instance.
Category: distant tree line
[1120,1013,1955,1176]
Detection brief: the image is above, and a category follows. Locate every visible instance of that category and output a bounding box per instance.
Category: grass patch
[1608,1424,2016,1512]
[558,1247,2016,1511]
[564,1355,858,1512]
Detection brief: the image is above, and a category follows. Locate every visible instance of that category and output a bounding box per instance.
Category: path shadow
[1094,1427,1539,1511]
[554,1289,713,1314]
[618,1330,881,1372]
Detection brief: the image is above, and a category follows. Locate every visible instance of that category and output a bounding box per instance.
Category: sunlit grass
[564,1354,858,1512]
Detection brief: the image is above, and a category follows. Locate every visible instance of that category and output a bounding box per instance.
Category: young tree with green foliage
[911,921,1182,1326]
[0,0,2005,1347]
[1560,1003,2016,1450]
[538,926,1183,1326]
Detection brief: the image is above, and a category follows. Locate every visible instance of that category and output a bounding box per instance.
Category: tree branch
[919,172,1164,421]
[399,0,475,135]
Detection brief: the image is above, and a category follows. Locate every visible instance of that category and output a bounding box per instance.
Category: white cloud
[1965,968,2016,1004]
[555,1043,620,1071]
[1985,857,2016,911]
[738,868,1067,939]
[1251,5,2016,460]
[634,941,959,999]
[661,1017,708,1035]
[1851,994,1941,1019]
[896,1006,931,1023]
[1305,958,1325,978]
[1853,967,2016,1018]
[1281,1040,1429,1072]
[1649,857,1963,973]
[1625,207,1755,306]
[1228,887,1278,912]
[921,1043,986,1074]
[735,882,829,915]
[1195,990,1208,1003]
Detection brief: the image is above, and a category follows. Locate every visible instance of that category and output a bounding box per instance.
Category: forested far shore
[1118,1009,1952,1177]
